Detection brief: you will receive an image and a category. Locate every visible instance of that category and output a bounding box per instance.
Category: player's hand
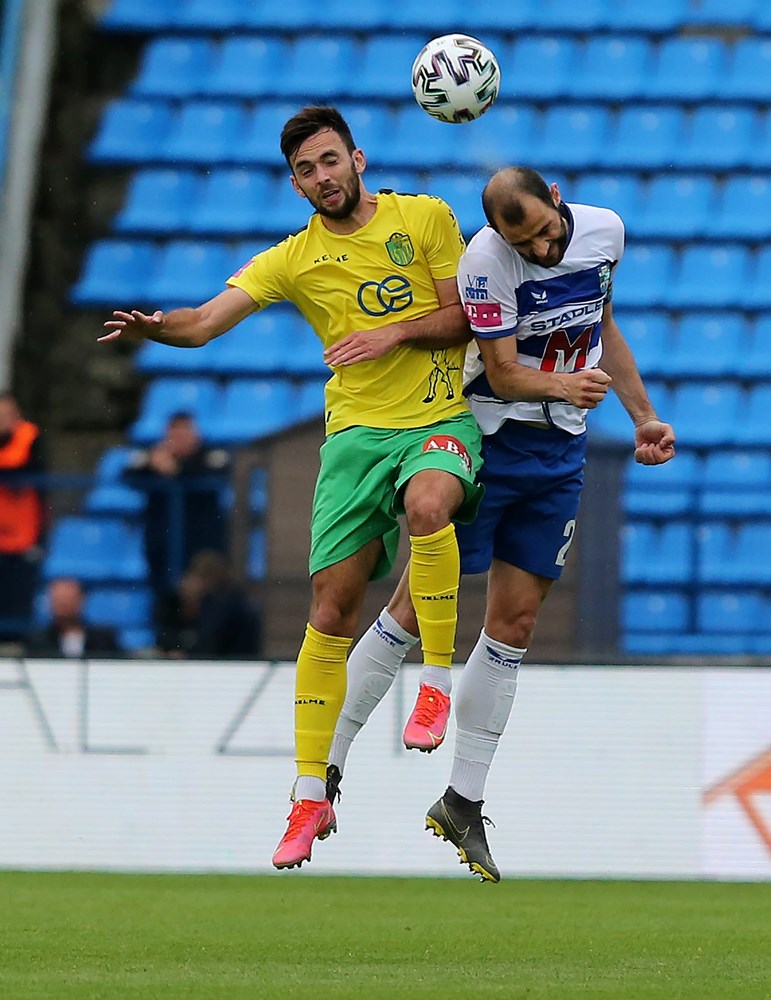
[558,369,612,409]
[99,309,165,343]
[634,419,676,466]
[324,325,402,366]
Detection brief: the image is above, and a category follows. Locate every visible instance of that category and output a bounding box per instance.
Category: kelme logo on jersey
[421,435,472,474]
[385,232,414,266]
[357,275,414,316]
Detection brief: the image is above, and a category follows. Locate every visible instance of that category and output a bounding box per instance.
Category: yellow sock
[295,623,351,780]
[409,523,459,668]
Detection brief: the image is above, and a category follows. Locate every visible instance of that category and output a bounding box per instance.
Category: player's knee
[310,583,359,637]
[404,494,452,536]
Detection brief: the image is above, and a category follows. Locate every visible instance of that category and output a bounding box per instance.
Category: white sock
[328,608,418,772]
[294,775,326,801]
[449,630,525,802]
[419,662,452,695]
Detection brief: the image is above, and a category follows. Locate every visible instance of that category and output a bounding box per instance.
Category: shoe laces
[413,685,449,725]
[284,798,325,837]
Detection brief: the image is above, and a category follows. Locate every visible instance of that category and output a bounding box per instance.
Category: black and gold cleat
[326,763,342,805]
[425,786,500,883]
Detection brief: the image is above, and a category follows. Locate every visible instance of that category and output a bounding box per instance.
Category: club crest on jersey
[385,232,414,267]
[421,434,472,474]
[598,262,611,295]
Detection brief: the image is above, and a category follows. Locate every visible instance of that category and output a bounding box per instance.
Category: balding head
[482,167,555,233]
[481,167,569,268]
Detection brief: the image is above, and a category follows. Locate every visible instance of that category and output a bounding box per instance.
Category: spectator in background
[156,550,261,659]
[0,392,45,640]
[123,411,231,601]
[25,577,120,658]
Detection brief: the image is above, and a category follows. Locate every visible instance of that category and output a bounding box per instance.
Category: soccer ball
[411,34,501,124]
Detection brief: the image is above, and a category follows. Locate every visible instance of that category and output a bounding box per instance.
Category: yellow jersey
[226,190,469,436]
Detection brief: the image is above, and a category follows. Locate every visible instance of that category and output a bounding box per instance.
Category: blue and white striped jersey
[458,202,625,435]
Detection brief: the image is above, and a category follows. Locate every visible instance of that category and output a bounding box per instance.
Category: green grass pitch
[0,873,768,999]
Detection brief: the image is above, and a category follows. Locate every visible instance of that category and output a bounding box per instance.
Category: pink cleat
[403,684,451,752]
[272,798,337,870]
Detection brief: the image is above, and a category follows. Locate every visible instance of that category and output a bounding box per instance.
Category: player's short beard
[309,165,362,220]
[521,212,569,267]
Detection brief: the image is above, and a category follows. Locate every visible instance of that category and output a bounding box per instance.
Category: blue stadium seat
[170,0,261,29]
[247,528,266,580]
[745,248,771,309]
[134,336,230,375]
[611,245,675,309]
[114,169,200,235]
[239,103,308,167]
[689,0,761,25]
[334,103,392,165]
[283,326,328,378]
[712,175,771,240]
[635,175,715,240]
[86,586,154,629]
[623,450,700,517]
[667,313,743,378]
[88,99,173,165]
[312,0,390,29]
[449,105,537,172]
[733,385,771,445]
[753,2,771,29]
[368,170,421,195]
[271,36,360,100]
[621,521,694,585]
[85,483,146,517]
[209,312,312,376]
[696,592,762,637]
[723,38,771,101]
[129,377,222,444]
[739,317,771,378]
[119,627,156,652]
[44,517,147,583]
[356,36,425,100]
[250,468,267,514]
[670,245,750,310]
[424,173,487,236]
[616,312,670,378]
[295,377,328,420]
[698,521,771,585]
[71,240,158,307]
[189,169,273,235]
[667,382,742,447]
[145,240,235,306]
[260,180,316,236]
[611,0,688,31]
[646,38,726,101]
[504,37,577,100]
[384,0,487,31]
[531,106,610,170]
[623,590,690,634]
[130,37,216,99]
[94,446,132,483]
[572,174,643,227]
[380,105,456,170]
[207,378,299,444]
[157,102,247,166]
[460,0,543,31]
[700,451,771,517]
[604,106,684,170]
[100,0,178,31]
[205,36,291,99]
[570,37,653,100]
[675,107,755,170]
[588,381,671,442]
[536,0,612,30]
[747,110,771,169]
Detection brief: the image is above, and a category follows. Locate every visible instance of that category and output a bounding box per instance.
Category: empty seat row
[71,237,771,311]
[128,375,327,445]
[100,0,771,35]
[88,99,771,172]
[622,521,771,585]
[128,34,771,103]
[112,167,771,243]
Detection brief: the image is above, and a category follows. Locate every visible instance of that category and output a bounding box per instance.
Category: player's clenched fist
[99,309,165,343]
[557,368,612,409]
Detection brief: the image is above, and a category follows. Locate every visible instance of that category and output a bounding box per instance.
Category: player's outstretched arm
[599,302,676,465]
[99,287,256,348]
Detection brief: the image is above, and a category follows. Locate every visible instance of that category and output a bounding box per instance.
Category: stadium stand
[53,0,771,656]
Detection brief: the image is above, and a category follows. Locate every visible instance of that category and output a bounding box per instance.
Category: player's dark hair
[482,167,554,233]
[280,106,356,166]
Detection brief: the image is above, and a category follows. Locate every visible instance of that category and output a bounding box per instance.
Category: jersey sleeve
[419,195,466,280]
[456,246,518,340]
[226,240,290,308]
[605,211,626,303]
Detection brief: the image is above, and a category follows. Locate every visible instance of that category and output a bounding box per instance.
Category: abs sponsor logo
[357,274,413,317]
[465,300,502,329]
[464,275,489,300]
[422,434,472,474]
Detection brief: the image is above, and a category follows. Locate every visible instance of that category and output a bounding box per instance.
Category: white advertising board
[0,659,767,879]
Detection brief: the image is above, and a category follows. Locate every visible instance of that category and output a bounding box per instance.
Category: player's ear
[353,147,366,175]
[290,173,307,199]
[550,182,562,207]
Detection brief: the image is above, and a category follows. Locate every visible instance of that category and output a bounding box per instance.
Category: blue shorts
[456,421,587,580]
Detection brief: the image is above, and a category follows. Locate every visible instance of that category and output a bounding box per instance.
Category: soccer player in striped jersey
[327,166,676,881]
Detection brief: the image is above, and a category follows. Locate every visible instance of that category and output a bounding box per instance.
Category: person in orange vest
[0,392,45,640]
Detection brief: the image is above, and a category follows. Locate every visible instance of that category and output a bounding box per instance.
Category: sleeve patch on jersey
[465,301,502,328]
[230,257,255,279]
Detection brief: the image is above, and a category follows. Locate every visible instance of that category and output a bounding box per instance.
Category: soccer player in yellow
[100,106,483,870]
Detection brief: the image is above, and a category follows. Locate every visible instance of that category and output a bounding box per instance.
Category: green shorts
[309,412,484,580]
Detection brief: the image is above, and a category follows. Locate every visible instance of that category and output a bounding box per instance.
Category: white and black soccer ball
[411,34,501,124]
